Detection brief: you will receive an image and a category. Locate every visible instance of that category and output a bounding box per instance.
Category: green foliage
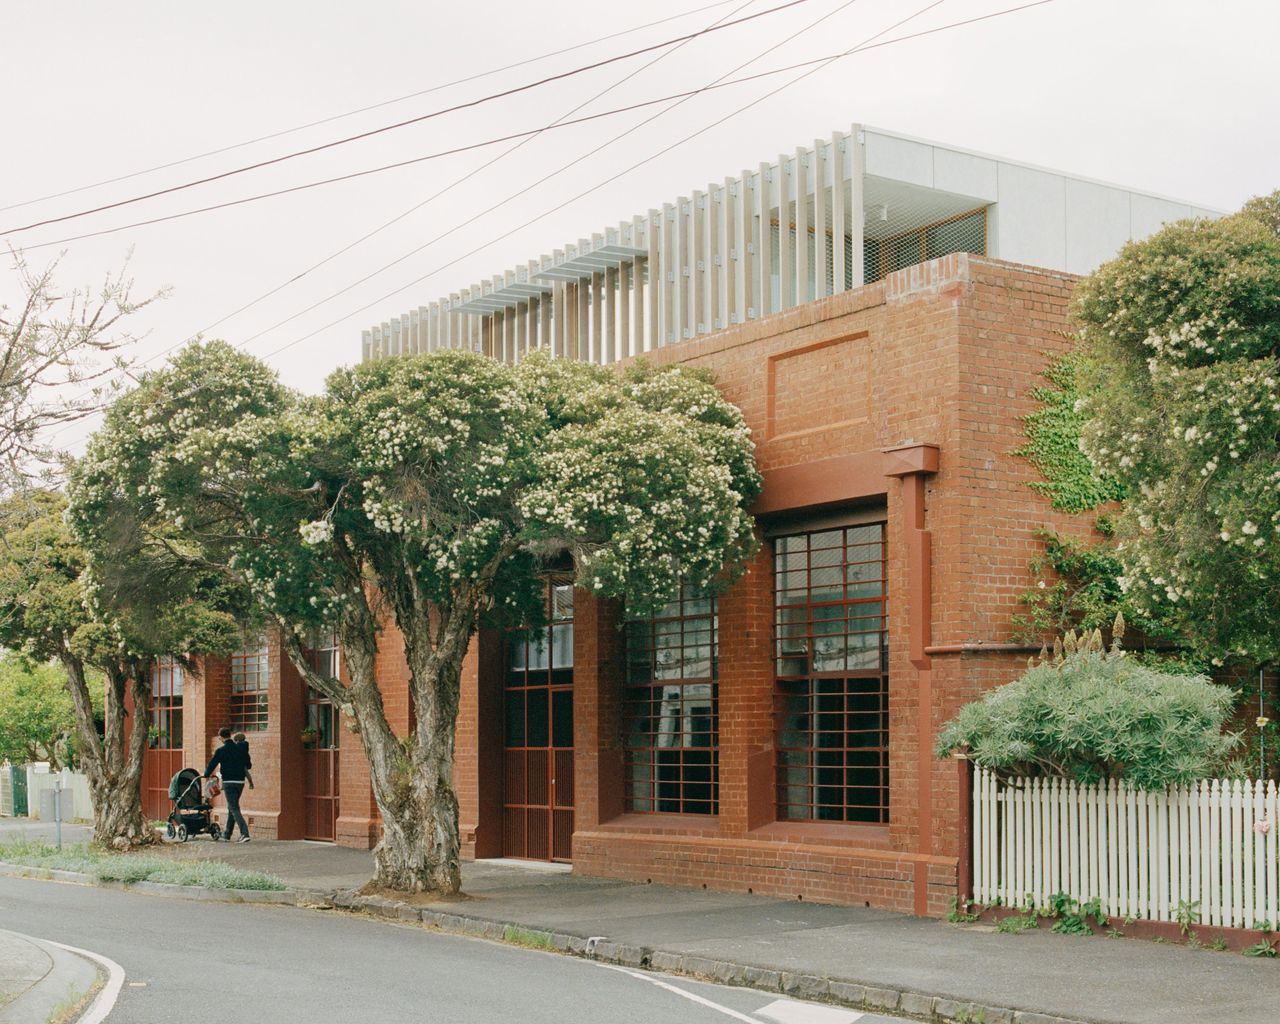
[1071,204,1280,667]
[946,897,978,923]
[1045,892,1107,936]
[937,627,1238,787]
[1013,354,1125,514]
[1240,191,1280,239]
[996,912,1038,934]
[1013,527,1182,654]
[1175,899,1201,936]
[1210,936,1229,952]
[1243,938,1278,958]
[0,653,93,769]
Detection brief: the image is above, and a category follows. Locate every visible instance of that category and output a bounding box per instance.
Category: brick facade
[143,253,1093,916]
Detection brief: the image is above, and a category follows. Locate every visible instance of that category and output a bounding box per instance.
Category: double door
[503,580,574,862]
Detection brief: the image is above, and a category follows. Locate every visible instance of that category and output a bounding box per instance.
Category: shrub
[937,623,1238,788]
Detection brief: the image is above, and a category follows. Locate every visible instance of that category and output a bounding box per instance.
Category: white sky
[4,0,1277,456]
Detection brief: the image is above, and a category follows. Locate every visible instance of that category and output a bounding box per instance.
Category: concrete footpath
[0,929,99,1024]
[148,836,1280,1024]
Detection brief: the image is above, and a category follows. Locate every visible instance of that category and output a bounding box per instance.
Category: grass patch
[502,925,554,950]
[0,841,286,891]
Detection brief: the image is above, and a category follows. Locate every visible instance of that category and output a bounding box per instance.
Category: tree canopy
[1025,193,1280,667]
[69,343,761,889]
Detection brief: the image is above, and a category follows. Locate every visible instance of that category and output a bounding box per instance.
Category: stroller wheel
[210,828,221,842]
[165,821,176,840]
[176,823,189,842]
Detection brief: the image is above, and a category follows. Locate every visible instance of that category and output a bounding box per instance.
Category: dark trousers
[222,782,249,839]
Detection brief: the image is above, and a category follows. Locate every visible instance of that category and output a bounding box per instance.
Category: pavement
[5,820,1280,1022]
[0,928,100,1024]
[150,833,1280,1023]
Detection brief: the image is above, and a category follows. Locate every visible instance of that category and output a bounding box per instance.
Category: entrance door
[142,658,185,821]
[503,579,574,861]
[302,686,340,841]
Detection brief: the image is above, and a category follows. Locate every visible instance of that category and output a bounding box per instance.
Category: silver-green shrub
[937,627,1238,788]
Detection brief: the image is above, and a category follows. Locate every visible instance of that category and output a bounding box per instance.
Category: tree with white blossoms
[69,342,760,892]
[1074,195,1280,666]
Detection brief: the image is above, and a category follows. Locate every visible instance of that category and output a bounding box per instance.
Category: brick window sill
[595,812,721,837]
[748,820,892,849]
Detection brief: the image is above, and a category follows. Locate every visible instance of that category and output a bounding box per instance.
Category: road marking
[45,938,125,1024]
[594,962,764,1023]
[756,998,864,1023]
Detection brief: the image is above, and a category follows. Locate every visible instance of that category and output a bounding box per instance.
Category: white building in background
[361,123,1220,365]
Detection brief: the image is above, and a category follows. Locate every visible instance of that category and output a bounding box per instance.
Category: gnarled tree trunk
[62,654,152,848]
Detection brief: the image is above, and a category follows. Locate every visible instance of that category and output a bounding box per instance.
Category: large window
[774,521,888,824]
[149,657,184,749]
[623,588,718,815]
[229,632,269,732]
[307,628,340,679]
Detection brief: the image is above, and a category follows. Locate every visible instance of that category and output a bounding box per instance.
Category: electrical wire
[52,0,1058,453]
[261,0,1056,363]
[0,0,742,216]
[0,0,814,237]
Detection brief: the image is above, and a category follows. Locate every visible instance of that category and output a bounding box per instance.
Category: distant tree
[0,250,163,497]
[0,491,241,847]
[72,343,761,892]
[0,652,101,771]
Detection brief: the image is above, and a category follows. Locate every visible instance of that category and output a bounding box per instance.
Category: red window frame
[774,522,889,825]
[229,633,269,732]
[623,588,718,815]
[149,656,184,750]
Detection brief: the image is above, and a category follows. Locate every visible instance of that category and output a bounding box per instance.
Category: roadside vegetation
[0,840,285,890]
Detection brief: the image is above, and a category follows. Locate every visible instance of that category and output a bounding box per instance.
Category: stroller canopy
[167,767,203,803]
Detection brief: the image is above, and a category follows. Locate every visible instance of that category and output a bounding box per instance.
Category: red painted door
[143,659,186,821]
[302,687,340,841]
[503,580,574,862]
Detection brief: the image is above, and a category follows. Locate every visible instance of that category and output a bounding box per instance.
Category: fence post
[957,756,974,908]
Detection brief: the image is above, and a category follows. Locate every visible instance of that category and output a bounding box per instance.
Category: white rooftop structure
[361,123,1219,365]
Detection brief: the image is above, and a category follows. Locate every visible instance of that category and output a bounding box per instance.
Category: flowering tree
[70,344,760,892]
[1073,198,1280,666]
[0,491,241,846]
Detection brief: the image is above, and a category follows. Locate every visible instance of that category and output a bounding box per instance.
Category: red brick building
[142,127,1216,916]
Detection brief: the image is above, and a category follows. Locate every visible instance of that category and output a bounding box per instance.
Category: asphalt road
[0,876,906,1024]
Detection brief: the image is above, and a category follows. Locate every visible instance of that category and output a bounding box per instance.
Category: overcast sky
[4,0,1277,455]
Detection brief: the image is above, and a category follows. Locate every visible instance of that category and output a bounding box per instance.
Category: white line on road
[756,997,864,1023]
[45,937,125,1024]
[594,962,765,1023]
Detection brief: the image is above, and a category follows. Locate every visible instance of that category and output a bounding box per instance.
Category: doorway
[502,579,574,861]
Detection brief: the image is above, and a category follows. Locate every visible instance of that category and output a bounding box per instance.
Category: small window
[150,657,184,749]
[229,632,269,733]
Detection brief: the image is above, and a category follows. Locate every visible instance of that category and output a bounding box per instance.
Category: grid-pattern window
[623,588,718,815]
[149,657,184,749]
[229,632,269,732]
[774,522,888,824]
[307,628,340,679]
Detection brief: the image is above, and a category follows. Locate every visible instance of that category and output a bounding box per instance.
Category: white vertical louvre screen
[973,769,1280,929]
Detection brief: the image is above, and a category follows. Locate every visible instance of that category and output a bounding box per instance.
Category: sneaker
[238,836,251,843]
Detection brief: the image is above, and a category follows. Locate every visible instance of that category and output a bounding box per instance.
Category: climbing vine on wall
[1012,352,1125,515]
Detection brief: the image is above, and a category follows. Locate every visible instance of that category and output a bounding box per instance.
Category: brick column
[573,592,625,832]
[274,637,306,839]
[717,542,776,836]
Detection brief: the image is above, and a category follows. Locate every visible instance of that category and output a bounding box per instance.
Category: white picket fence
[972,769,1280,929]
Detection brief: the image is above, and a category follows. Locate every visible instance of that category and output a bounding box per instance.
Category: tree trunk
[281,603,468,894]
[62,654,152,848]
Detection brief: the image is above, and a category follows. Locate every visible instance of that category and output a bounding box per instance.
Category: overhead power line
[261,0,1057,363]
[0,0,813,237]
[53,0,1058,454]
[0,0,742,216]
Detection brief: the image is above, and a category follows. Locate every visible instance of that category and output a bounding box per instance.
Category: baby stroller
[165,768,222,842]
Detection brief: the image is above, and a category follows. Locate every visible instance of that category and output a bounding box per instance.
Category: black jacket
[205,739,252,783]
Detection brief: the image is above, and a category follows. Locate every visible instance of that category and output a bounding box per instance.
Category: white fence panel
[972,769,1280,930]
